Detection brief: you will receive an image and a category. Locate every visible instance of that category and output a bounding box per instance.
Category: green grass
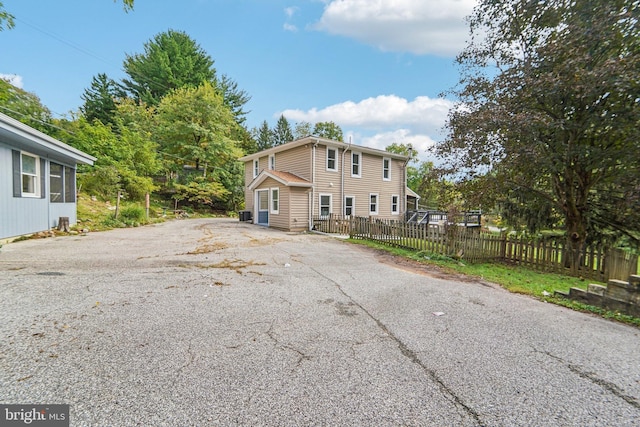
[349,239,640,327]
[75,193,166,232]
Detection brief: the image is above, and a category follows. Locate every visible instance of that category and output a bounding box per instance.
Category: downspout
[309,138,320,230]
[341,136,352,216]
[402,156,410,220]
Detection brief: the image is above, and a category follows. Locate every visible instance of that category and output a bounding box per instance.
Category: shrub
[119,204,147,226]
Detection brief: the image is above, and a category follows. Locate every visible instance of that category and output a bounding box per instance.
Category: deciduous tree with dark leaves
[435,0,640,272]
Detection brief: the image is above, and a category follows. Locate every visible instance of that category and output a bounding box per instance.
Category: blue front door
[257,190,269,226]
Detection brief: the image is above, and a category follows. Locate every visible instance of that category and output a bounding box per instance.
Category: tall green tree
[294,121,312,140]
[271,115,294,146]
[155,82,242,174]
[154,82,243,211]
[253,120,273,152]
[80,73,125,126]
[0,78,52,133]
[215,74,251,125]
[436,0,640,270]
[66,116,159,200]
[121,30,216,106]
[313,121,343,141]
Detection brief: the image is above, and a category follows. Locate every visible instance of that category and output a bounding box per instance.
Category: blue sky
[1,0,477,160]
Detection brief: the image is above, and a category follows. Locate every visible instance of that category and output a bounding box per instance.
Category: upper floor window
[351,152,361,178]
[253,159,259,178]
[326,147,337,171]
[383,157,391,181]
[269,154,275,170]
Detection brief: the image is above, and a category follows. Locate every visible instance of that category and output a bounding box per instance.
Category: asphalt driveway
[1,218,639,426]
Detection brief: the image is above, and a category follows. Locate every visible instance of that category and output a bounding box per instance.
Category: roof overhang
[406,187,421,199]
[0,112,96,166]
[239,135,408,162]
[248,170,313,191]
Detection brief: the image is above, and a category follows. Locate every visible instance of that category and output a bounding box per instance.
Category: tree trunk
[565,212,587,275]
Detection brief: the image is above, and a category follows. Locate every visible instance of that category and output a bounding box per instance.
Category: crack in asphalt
[265,322,312,371]
[311,266,485,426]
[540,350,640,409]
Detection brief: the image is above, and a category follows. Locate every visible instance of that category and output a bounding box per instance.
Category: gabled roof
[248,170,313,191]
[0,112,95,165]
[239,135,408,162]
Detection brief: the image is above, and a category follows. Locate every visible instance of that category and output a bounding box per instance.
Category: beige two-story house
[239,136,418,232]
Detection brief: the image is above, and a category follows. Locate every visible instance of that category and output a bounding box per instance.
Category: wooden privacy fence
[312,215,638,282]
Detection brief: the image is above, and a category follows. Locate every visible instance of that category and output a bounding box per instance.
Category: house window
[270,188,279,214]
[253,159,259,178]
[344,196,354,217]
[65,166,76,203]
[319,194,332,217]
[50,163,78,203]
[391,195,399,215]
[20,152,40,197]
[383,157,391,181]
[50,163,63,203]
[326,147,337,171]
[369,193,378,215]
[351,152,361,177]
[269,154,275,170]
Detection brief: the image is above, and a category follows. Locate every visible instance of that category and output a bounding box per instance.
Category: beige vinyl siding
[270,144,312,180]
[289,187,311,231]
[243,161,254,211]
[342,153,405,219]
[244,156,270,211]
[312,144,342,216]
[254,177,289,230]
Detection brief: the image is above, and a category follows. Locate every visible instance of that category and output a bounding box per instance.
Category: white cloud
[353,128,438,155]
[278,94,453,161]
[284,6,299,32]
[313,0,477,56]
[279,94,453,133]
[0,74,24,88]
[284,6,299,18]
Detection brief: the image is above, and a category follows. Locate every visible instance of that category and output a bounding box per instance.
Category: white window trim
[326,147,337,172]
[391,194,399,215]
[319,193,332,218]
[253,159,259,178]
[344,196,355,217]
[21,151,40,198]
[270,187,279,214]
[369,193,379,216]
[383,157,391,181]
[268,154,275,171]
[351,152,361,178]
